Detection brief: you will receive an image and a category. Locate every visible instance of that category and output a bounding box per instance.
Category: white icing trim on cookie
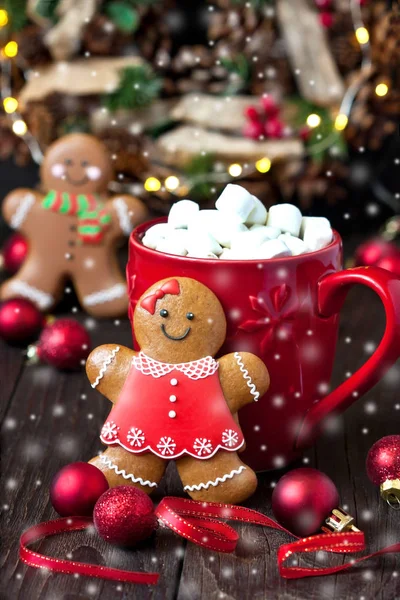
[234,352,260,401]
[83,283,126,307]
[113,198,132,236]
[99,453,158,488]
[183,466,246,492]
[91,346,120,389]
[9,280,53,310]
[10,194,36,229]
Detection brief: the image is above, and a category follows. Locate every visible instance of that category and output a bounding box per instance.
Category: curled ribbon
[20,497,400,585]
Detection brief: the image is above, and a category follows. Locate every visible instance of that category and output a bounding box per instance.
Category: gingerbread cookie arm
[218,352,270,414]
[107,194,148,239]
[86,344,137,404]
[2,189,42,233]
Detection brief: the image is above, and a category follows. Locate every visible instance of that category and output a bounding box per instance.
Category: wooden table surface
[0,234,399,600]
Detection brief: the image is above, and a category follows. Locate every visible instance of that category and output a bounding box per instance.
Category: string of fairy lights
[0,2,394,199]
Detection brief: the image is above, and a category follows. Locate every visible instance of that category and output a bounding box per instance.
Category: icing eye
[160,309,169,318]
[186,312,194,320]
[81,160,89,167]
[65,159,73,166]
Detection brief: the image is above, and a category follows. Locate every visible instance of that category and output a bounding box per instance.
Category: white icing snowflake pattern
[101,421,119,441]
[156,436,176,456]
[222,429,239,448]
[126,428,145,448]
[193,437,213,456]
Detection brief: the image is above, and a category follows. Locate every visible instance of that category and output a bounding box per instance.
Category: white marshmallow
[142,223,174,249]
[250,224,281,239]
[168,199,199,229]
[186,231,223,257]
[255,239,292,259]
[189,209,246,248]
[156,237,188,256]
[219,248,235,260]
[278,233,308,256]
[245,196,268,226]
[300,216,331,239]
[302,224,333,252]
[215,184,255,223]
[267,204,302,237]
[187,251,219,259]
[231,228,273,257]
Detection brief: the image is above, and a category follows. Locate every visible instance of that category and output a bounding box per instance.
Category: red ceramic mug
[127,218,400,471]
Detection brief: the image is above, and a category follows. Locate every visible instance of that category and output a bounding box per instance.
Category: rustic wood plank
[156,125,304,167]
[170,94,253,132]
[0,316,185,600]
[276,0,345,106]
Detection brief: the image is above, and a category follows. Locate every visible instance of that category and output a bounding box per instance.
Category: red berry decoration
[244,105,260,122]
[319,12,333,28]
[272,468,340,536]
[264,118,284,139]
[30,318,91,370]
[0,298,44,343]
[94,486,158,547]
[366,435,400,509]
[354,238,399,267]
[243,120,264,140]
[50,462,109,517]
[260,96,279,118]
[0,233,28,274]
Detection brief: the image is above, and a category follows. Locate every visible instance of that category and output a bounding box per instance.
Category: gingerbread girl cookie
[0,133,147,317]
[86,277,270,504]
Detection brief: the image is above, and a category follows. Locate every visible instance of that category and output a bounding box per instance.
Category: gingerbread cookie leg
[0,259,64,311]
[90,446,166,494]
[176,451,257,504]
[73,256,128,318]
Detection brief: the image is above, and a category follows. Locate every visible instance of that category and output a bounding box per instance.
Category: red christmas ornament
[354,238,399,267]
[29,318,91,369]
[366,435,400,508]
[244,105,260,122]
[272,468,340,536]
[264,118,284,139]
[50,462,109,517]
[0,233,28,274]
[319,12,333,28]
[376,254,400,278]
[94,486,158,547]
[0,298,44,343]
[243,120,264,140]
[260,96,280,118]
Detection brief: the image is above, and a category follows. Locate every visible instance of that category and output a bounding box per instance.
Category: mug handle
[295,266,400,450]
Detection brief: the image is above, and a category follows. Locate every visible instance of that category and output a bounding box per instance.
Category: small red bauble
[354,238,399,267]
[319,12,333,28]
[1,233,28,274]
[272,468,340,536]
[264,119,284,139]
[376,254,400,278]
[244,105,260,122]
[94,486,158,547]
[243,120,264,140]
[50,462,109,517]
[366,435,400,507]
[0,298,44,343]
[34,319,91,369]
[260,96,279,118]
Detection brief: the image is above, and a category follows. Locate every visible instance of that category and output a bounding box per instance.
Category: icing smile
[161,324,191,341]
[65,173,89,186]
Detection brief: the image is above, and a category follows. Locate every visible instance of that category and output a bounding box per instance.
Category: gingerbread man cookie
[86,277,270,504]
[0,133,148,317]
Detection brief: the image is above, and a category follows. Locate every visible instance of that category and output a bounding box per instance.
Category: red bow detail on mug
[140,279,180,314]
[20,497,400,585]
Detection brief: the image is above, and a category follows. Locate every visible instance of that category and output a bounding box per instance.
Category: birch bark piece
[90,99,178,136]
[18,57,143,109]
[155,125,304,167]
[276,0,345,106]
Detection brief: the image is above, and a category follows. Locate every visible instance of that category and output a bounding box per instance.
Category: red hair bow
[140,279,180,314]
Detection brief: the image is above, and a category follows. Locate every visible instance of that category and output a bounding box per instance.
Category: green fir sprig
[102,65,162,111]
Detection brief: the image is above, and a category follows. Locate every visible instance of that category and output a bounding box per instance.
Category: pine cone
[15,24,51,67]
[82,15,130,56]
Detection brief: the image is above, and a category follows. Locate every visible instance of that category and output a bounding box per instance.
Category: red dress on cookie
[100,352,244,459]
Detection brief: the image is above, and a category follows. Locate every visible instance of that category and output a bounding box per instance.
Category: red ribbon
[20,497,400,585]
[140,279,180,314]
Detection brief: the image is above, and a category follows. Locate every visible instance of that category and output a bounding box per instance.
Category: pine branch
[102,65,162,111]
